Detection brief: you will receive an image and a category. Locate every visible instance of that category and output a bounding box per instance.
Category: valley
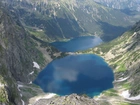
[30,22,140,105]
[0,0,140,105]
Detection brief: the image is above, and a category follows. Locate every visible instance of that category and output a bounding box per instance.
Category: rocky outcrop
[34,94,98,105]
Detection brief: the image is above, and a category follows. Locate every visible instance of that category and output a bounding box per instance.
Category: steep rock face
[0,3,46,105]
[0,5,43,83]
[2,0,139,41]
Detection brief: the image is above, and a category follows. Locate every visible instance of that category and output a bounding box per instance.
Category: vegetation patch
[0,88,7,103]
[122,82,131,89]
[102,89,118,96]
[118,102,140,105]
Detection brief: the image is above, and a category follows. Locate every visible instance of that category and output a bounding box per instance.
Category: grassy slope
[79,22,140,104]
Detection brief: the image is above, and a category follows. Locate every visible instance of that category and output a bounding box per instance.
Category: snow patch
[18,84,24,88]
[33,62,40,69]
[29,71,34,75]
[17,84,23,91]
[28,81,32,84]
[21,99,25,105]
[20,93,23,97]
[121,90,140,100]
[133,32,137,36]
[35,93,56,102]
[114,76,129,83]
[17,84,25,105]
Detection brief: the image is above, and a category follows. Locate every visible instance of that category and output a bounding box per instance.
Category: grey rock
[34,94,98,105]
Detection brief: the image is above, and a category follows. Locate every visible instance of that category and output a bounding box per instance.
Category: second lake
[50,36,102,52]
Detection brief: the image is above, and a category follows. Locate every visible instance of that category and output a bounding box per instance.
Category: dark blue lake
[50,36,102,52]
[34,54,114,97]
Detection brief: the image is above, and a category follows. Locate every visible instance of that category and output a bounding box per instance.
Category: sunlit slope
[3,0,138,41]
[82,21,140,103]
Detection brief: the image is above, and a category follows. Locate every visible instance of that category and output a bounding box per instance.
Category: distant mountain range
[94,0,140,12]
[2,0,140,41]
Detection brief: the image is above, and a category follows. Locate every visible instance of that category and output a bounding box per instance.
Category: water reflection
[34,54,114,97]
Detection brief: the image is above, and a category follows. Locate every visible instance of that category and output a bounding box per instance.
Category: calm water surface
[51,36,102,52]
[34,54,114,97]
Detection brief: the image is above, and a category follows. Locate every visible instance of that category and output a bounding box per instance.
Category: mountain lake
[34,36,114,97]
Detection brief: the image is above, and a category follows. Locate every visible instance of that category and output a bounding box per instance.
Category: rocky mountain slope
[0,2,68,104]
[0,3,48,105]
[2,0,140,41]
[80,21,140,105]
[93,22,140,96]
